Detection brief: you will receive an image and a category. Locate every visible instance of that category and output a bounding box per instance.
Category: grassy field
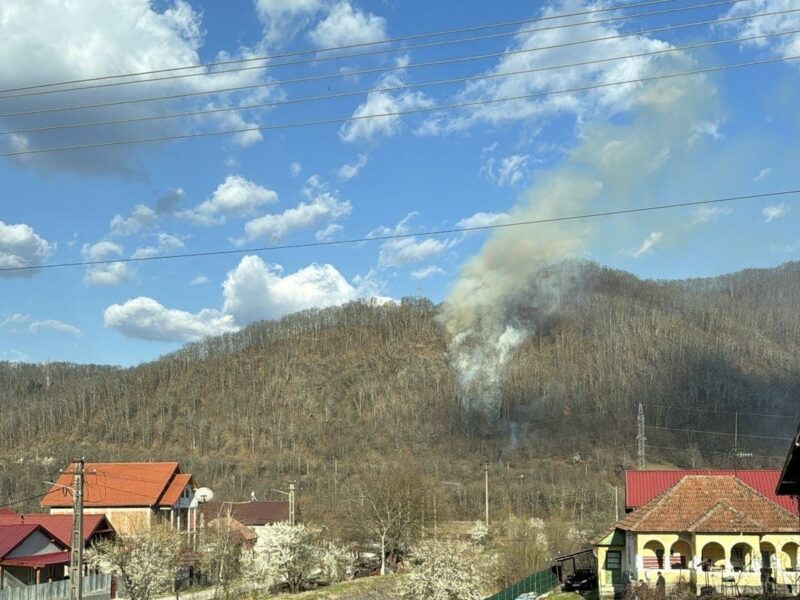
[290,575,400,599]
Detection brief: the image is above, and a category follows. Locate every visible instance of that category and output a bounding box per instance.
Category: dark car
[563,569,598,591]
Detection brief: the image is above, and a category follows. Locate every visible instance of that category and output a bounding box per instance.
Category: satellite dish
[195,487,214,503]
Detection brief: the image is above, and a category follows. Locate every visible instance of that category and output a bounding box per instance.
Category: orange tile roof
[158,474,194,507]
[41,462,189,508]
[616,476,799,533]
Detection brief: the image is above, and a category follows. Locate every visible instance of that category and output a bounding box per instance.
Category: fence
[485,566,560,600]
[0,573,111,600]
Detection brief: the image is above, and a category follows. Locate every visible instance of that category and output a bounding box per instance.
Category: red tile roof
[0,524,41,558]
[617,476,799,533]
[625,470,796,514]
[158,474,194,507]
[41,462,193,508]
[199,501,290,526]
[0,514,113,547]
[0,508,16,515]
[0,551,70,568]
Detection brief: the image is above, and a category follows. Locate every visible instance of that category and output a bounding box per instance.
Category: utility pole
[69,458,85,600]
[614,486,619,522]
[289,482,296,526]
[483,462,490,527]
[637,403,646,469]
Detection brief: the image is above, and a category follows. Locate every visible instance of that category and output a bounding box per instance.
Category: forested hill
[1,260,798,536]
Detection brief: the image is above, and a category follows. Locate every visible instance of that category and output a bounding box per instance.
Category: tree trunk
[380,533,386,576]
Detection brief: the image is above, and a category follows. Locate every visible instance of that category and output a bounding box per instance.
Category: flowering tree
[256,523,349,593]
[399,540,488,600]
[89,525,183,600]
[470,520,490,546]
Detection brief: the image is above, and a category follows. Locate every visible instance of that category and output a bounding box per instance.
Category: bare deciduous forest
[1,260,798,548]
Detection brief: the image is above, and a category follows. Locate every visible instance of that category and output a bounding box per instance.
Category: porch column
[36,568,41,585]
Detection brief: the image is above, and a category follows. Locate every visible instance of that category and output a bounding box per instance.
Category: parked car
[514,593,539,600]
[563,568,598,591]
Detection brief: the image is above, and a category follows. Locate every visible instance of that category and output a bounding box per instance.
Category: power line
[646,403,800,420]
[3,53,798,158]
[647,444,780,458]
[0,188,797,274]
[3,5,787,117]
[4,27,795,138]
[0,0,717,95]
[647,425,795,441]
[0,491,49,510]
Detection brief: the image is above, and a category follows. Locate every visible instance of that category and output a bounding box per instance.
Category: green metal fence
[485,566,559,600]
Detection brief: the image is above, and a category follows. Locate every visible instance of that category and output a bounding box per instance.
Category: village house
[0,523,69,587]
[41,462,198,536]
[777,423,800,500]
[0,513,114,549]
[596,474,800,598]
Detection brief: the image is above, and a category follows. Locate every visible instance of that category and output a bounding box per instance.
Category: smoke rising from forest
[441,61,719,416]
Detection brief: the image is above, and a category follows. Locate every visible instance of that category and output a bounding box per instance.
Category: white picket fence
[0,573,111,600]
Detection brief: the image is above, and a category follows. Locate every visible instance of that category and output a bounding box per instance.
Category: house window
[606,551,622,570]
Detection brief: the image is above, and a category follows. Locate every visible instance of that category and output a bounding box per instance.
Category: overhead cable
[3,28,797,138]
[0,0,722,95]
[2,53,798,158]
[1,189,797,274]
[1,2,785,113]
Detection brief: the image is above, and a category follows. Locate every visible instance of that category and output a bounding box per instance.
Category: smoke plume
[442,59,718,417]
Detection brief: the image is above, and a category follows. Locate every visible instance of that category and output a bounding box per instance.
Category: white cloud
[337,154,368,180]
[763,203,789,222]
[222,255,358,324]
[110,204,158,236]
[255,0,323,44]
[28,319,82,337]
[290,162,303,177]
[481,154,531,187]
[0,1,273,174]
[754,167,773,182]
[631,231,664,258]
[721,0,800,63]
[315,223,344,242]
[690,206,733,226]
[241,179,351,242]
[80,242,129,285]
[1,313,81,336]
[456,211,512,230]
[371,213,456,268]
[84,261,131,287]
[0,314,30,332]
[339,70,435,143]
[132,233,185,259]
[190,275,210,285]
[418,3,687,135]
[309,1,387,48]
[104,296,239,343]
[179,175,278,225]
[411,265,445,279]
[0,221,53,277]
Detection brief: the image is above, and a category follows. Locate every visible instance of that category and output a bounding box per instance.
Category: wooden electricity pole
[69,458,85,600]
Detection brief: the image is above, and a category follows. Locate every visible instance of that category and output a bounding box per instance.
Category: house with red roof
[777,424,800,499]
[596,475,800,598]
[0,523,69,587]
[41,462,198,536]
[0,513,114,549]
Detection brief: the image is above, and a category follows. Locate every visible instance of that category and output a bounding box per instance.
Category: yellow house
[596,475,800,598]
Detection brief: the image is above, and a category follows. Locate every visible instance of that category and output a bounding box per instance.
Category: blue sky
[0,0,798,366]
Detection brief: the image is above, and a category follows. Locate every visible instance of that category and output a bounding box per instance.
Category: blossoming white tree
[89,525,183,600]
[399,540,488,600]
[255,522,350,593]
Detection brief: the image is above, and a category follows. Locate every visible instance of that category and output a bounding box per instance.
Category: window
[606,551,622,570]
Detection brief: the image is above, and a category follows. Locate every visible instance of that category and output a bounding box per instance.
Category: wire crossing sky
[0,0,798,365]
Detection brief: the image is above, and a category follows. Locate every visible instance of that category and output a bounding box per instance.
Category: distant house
[0,523,69,587]
[777,424,800,499]
[198,501,289,545]
[595,475,800,598]
[0,513,114,548]
[42,462,197,536]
